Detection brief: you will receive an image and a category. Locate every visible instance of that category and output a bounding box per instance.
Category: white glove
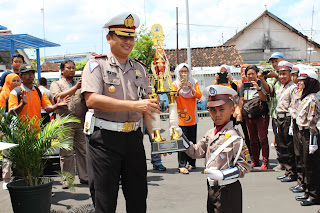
[169,126,183,137]
[309,135,318,154]
[309,145,318,154]
[205,167,224,180]
[169,126,191,149]
[288,122,293,136]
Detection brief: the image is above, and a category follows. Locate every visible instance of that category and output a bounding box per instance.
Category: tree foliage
[75,60,88,71]
[129,25,154,71]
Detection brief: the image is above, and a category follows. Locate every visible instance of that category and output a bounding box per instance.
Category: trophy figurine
[149,24,186,154]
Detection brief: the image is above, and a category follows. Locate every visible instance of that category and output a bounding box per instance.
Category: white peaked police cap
[203,85,237,107]
[103,12,140,37]
[298,69,318,80]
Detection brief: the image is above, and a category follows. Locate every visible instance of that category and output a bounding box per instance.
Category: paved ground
[1,117,319,213]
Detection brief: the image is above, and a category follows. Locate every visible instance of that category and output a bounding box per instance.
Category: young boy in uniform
[288,65,305,192]
[171,85,251,213]
[273,61,297,182]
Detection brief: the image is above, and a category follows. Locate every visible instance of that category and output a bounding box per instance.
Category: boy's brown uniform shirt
[186,121,251,177]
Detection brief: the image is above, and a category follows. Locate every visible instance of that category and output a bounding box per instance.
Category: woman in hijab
[0,73,20,107]
[172,63,202,174]
[294,70,320,206]
[0,73,20,189]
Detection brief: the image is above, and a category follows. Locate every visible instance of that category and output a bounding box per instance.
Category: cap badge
[124,14,134,28]
[26,65,31,69]
[108,85,116,93]
[208,87,217,96]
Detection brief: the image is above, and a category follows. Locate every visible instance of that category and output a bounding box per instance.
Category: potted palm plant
[0,108,79,213]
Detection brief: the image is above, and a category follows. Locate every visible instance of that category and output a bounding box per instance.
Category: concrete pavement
[0,117,319,212]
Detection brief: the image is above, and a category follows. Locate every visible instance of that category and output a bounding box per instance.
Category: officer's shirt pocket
[103,74,121,97]
[133,79,148,99]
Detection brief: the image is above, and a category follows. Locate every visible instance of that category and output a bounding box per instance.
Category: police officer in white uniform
[81,13,160,213]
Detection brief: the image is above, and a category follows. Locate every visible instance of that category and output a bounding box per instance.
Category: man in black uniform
[81,12,160,213]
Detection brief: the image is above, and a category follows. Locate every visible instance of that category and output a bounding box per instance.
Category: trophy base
[151,139,186,154]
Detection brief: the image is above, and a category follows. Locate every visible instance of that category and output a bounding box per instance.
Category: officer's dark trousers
[292,120,305,187]
[300,129,320,202]
[272,117,283,164]
[178,125,197,168]
[87,127,147,213]
[207,180,242,213]
[277,116,296,177]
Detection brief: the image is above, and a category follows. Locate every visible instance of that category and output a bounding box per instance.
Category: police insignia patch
[89,61,99,73]
[124,14,134,28]
[209,87,217,96]
[224,134,230,141]
[136,69,142,78]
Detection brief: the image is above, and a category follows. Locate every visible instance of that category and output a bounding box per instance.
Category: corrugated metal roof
[0,25,7,30]
[0,34,60,50]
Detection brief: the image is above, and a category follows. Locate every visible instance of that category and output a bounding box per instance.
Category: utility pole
[176,7,179,65]
[41,0,46,58]
[185,0,191,70]
[309,4,314,62]
[222,33,224,44]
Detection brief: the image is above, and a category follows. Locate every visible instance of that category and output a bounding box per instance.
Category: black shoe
[296,195,308,201]
[300,198,319,206]
[80,180,89,185]
[281,176,297,182]
[153,164,166,171]
[289,185,299,191]
[277,175,287,180]
[292,186,305,193]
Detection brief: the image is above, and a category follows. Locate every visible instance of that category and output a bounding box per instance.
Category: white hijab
[174,63,197,98]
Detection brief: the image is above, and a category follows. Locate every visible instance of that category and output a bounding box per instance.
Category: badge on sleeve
[136,69,142,78]
[224,134,230,141]
[89,61,100,73]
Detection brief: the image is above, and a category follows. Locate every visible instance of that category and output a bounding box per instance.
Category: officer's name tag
[106,70,117,76]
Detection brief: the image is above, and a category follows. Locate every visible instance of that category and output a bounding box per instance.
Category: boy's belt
[94,118,141,133]
[298,126,309,131]
[207,177,238,186]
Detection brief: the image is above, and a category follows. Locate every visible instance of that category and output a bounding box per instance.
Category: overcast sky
[0,0,319,59]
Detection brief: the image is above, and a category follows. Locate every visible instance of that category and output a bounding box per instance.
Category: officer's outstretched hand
[136,99,160,119]
[205,167,223,180]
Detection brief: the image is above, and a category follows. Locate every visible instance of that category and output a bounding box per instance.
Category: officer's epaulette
[133,58,147,67]
[92,53,108,58]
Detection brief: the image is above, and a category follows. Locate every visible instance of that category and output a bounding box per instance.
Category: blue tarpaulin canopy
[0,33,60,78]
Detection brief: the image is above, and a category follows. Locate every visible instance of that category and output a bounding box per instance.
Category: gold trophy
[149,24,185,154]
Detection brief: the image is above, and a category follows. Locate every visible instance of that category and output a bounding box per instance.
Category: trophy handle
[151,112,163,142]
[150,62,158,80]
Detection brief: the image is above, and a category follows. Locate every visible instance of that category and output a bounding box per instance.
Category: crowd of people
[0,12,320,213]
[0,54,88,191]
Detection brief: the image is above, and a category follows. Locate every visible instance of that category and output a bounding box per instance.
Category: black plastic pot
[7,177,53,213]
